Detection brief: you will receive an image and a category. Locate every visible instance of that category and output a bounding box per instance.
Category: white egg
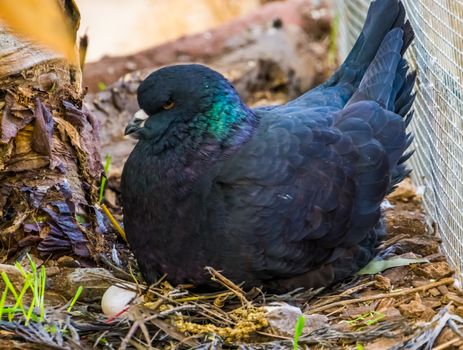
[101,284,138,318]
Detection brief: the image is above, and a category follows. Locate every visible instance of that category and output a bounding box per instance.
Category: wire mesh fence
[337,0,463,280]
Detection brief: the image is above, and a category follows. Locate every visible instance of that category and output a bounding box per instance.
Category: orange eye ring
[163,100,175,110]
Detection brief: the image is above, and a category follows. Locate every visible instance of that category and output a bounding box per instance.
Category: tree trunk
[0,1,103,263]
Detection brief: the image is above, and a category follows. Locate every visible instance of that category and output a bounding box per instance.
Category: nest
[1,181,463,349]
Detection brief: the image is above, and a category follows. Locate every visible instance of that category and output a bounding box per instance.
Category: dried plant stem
[118,319,141,350]
[312,281,376,308]
[101,204,127,241]
[205,267,250,307]
[174,291,234,303]
[309,278,454,314]
[432,337,462,350]
[257,330,292,340]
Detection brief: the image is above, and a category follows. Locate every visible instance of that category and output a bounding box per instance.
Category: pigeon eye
[163,100,175,110]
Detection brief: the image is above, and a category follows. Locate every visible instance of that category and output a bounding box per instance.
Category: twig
[137,315,152,349]
[312,281,376,308]
[326,306,348,317]
[140,305,198,326]
[158,305,197,317]
[339,281,376,296]
[257,330,292,340]
[449,318,463,338]
[309,277,454,314]
[433,337,462,350]
[118,319,140,350]
[93,330,109,348]
[205,267,250,307]
[101,203,127,241]
[174,291,234,303]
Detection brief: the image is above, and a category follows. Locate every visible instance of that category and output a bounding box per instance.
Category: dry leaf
[357,257,430,275]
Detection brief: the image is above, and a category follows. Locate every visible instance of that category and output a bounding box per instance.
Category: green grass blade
[98,154,112,204]
[27,254,37,275]
[2,272,20,301]
[293,315,305,350]
[1,260,47,323]
[39,265,46,321]
[14,261,28,279]
[67,286,84,312]
[11,280,30,320]
[0,287,8,320]
[26,254,40,306]
[98,178,107,204]
[25,296,35,326]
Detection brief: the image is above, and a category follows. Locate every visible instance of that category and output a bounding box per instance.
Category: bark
[0,1,104,263]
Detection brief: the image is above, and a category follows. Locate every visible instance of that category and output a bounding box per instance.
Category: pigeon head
[125,64,257,151]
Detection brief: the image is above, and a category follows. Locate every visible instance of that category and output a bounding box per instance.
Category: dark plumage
[121,0,416,292]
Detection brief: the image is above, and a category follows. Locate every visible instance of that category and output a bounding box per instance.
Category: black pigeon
[121,0,416,292]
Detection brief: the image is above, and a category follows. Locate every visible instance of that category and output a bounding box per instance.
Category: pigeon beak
[125,109,150,136]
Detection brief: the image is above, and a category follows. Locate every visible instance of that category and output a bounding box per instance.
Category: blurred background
[78,0,265,61]
[81,0,334,169]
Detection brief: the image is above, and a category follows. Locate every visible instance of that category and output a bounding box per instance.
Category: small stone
[48,267,115,299]
[375,275,391,291]
[57,255,80,268]
[264,303,328,336]
[304,314,329,333]
[265,302,302,336]
[45,266,61,277]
